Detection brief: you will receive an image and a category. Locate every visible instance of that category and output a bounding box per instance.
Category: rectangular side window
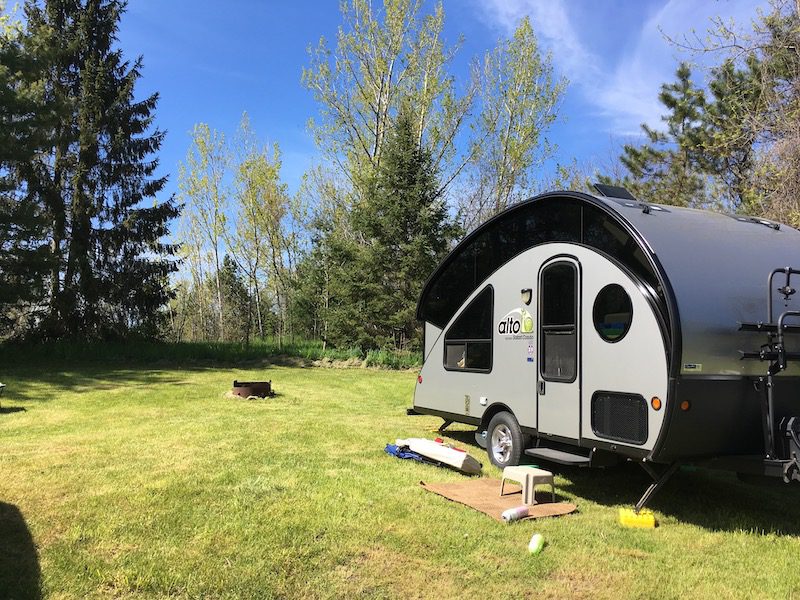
[443,286,493,372]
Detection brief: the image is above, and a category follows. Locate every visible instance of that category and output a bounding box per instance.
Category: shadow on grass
[0,502,41,600]
[0,369,190,403]
[559,463,800,535]
[440,429,800,536]
[1,363,279,404]
[0,406,26,414]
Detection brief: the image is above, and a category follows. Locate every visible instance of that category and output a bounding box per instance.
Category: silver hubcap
[491,424,513,464]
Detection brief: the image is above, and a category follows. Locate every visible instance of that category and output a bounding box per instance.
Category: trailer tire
[487,412,524,468]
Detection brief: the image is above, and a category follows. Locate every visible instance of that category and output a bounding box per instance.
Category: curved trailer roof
[417,191,800,377]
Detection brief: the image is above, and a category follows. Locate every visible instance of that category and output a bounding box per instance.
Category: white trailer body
[413,189,800,508]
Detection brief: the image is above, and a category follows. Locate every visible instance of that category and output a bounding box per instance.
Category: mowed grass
[2,358,800,599]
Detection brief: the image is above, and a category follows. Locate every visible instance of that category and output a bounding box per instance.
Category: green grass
[2,353,800,598]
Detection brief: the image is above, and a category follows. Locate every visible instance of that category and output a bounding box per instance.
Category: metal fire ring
[231,380,274,398]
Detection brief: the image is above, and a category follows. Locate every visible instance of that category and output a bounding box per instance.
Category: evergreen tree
[700,58,762,212]
[0,5,50,333]
[605,64,708,207]
[219,254,251,344]
[13,0,179,338]
[703,1,800,221]
[342,109,458,350]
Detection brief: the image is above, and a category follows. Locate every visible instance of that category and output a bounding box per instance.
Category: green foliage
[604,63,708,208]
[297,4,569,351]
[219,255,252,343]
[301,0,474,195]
[464,17,566,225]
[299,109,458,351]
[0,1,50,332]
[609,2,800,221]
[0,338,422,368]
[0,0,178,340]
[701,58,762,212]
[178,123,229,339]
[174,115,303,346]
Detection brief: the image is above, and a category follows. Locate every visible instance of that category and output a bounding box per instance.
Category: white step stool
[500,466,555,505]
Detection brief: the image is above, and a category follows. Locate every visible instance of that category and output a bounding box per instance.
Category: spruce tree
[219,255,252,344]
[16,0,179,338]
[348,109,459,350]
[0,9,50,332]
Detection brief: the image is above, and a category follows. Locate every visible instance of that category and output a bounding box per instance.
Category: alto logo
[498,308,534,336]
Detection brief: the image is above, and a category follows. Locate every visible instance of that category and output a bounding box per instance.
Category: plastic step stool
[500,466,555,505]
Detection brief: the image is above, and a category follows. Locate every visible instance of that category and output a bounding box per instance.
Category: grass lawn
[2,356,800,599]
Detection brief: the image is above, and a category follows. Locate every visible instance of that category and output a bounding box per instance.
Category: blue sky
[116,0,766,200]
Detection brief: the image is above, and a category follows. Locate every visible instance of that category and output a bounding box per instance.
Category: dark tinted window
[421,198,581,328]
[540,262,577,381]
[593,284,633,342]
[446,285,493,339]
[418,197,662,330]
[582,204,659,292]
[444,286,493,372]
[542,264,577,327]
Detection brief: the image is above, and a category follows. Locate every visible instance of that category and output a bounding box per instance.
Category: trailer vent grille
[591,392,647,445]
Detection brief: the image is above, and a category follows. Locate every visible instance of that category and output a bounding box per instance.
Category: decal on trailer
[498,307,535,339]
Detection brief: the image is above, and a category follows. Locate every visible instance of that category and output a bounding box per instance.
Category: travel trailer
[412,185,800,509]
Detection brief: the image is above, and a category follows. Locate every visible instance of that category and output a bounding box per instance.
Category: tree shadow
[1,362,274,404]
[0,406,26,415]
[438,428,800,536]
[0,502,41,600]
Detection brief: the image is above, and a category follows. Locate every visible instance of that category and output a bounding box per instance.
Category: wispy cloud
[477,0,766,136]
[480,0,601,83]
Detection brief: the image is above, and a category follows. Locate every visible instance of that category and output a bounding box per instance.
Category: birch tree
[463,17,565,228]
[178,124,228,340]
[302,0,476,197]
[226,114,301,345]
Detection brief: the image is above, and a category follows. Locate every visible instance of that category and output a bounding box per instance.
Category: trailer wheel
[487,412,524,468]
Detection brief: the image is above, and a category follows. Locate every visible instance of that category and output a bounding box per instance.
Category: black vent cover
[591,392,648,445]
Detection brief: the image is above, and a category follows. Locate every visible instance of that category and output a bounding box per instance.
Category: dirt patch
[332,545,465,598]
[265,354,312,368]
[539,566,632,600]
[312,357,367,369]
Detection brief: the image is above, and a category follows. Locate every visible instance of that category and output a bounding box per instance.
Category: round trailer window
[593,284,633,342]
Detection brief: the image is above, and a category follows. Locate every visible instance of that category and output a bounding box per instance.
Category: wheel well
[480,403,515,430]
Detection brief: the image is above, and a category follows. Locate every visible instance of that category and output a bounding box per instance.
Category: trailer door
[537,258,581,440]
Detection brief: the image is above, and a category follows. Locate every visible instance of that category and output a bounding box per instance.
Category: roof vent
[731,215,780,231]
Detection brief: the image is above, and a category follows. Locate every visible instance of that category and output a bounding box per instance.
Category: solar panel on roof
[593,183,638,201]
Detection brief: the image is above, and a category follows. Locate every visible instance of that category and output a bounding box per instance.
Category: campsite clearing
[2,360,800,599]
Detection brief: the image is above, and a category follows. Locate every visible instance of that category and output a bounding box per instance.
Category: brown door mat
[420,478,577,522]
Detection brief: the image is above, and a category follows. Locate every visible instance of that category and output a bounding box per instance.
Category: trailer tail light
[680,400,691,411]
[418,375,423,384]
[651,397,662,411]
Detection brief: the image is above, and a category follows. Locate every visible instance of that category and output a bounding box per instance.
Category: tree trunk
[213,244,223,341]
[254,277,264,338]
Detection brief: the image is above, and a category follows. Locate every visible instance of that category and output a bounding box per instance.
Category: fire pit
[231,380,274,398]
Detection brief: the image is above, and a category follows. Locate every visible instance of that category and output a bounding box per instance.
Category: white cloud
[477,0,766,136]
[479,0,601,83]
